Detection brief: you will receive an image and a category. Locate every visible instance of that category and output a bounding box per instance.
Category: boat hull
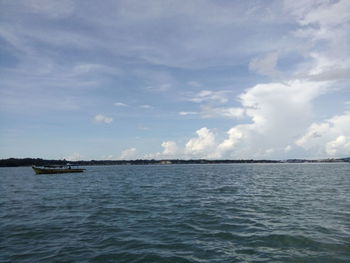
[32,166,85,174]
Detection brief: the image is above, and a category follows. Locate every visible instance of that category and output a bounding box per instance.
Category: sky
[0,0,350,161]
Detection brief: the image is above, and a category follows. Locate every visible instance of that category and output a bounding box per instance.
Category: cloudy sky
[1,0,349,160]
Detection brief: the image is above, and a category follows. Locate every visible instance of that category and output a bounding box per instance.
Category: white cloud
[286,0,350,81]
[140,104,153,109]
[104,155,114,160]
[307,66,350,82]
[65,152,83,161]
[217,126,245,155]
[143,141,179,159]
[284,145,292,152]
[147,79,331,159]
[161,141,178,156]
[120,147,138,160]
[249,52,280,77]
[326,136,350,156]
[94,114,113,124]
[179,111,198,116]
[215,80,327,158]
[114,102,128,107]
[297,0,350,28]
[188,90,232,105]
[185,127,217,158]
[201,106,245,119]
[296,112,350,157]
[302,53,350,81]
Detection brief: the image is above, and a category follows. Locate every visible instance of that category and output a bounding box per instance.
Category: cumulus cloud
[149,79,333,159]
[214,80,327,158]
[185,127,217,158]
[161,141,178,156]
[217,126,246,155]
[120,147,138,160]
[296,112,350,157]
[144,141,179,159]
[94,114,113,124]
[326,136,350,156]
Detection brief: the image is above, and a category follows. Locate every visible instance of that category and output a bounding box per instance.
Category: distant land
[0,157,349,167]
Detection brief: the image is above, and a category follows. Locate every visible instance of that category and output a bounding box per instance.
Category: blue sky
[1,0,349,160]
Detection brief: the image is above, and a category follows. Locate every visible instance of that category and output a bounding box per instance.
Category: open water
[0,163,349,263]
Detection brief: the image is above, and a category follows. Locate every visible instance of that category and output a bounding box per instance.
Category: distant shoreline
[0,157,348,167]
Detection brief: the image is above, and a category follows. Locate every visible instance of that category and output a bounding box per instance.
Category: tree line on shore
[0,157,348,167]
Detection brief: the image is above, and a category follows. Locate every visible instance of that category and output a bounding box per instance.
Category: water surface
[1,163,349,262]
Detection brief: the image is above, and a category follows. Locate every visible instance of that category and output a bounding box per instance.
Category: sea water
[1,163,349,262]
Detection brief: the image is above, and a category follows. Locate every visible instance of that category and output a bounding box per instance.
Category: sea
[0,163,349,263]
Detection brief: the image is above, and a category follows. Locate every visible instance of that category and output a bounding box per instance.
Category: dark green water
[1,163,349,263]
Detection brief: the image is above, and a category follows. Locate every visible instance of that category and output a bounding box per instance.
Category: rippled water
[1,163,349,262]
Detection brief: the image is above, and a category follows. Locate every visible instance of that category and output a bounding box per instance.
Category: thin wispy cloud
[200,106,245,119]
[94,114,113,124]
[114,102,129,107]
[187,90,232,105]
[187,81,202,88]
[140,105,153,109]
[179,111,198,116]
